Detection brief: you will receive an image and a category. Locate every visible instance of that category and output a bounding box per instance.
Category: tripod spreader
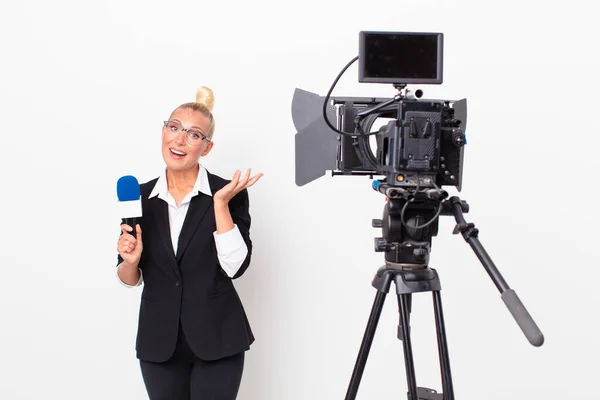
[446,196,545,347]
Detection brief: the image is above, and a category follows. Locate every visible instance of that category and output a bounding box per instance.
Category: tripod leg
[397,294,412,340]
[398,293,419,400]
[345,290,387,400]
[433,290,454,400]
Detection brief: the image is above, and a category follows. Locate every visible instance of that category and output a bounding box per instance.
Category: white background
[1,0,598,399]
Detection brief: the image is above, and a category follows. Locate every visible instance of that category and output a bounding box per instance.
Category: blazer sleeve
[228,188,253,279]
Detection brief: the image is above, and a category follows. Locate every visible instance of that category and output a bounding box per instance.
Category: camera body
[335,94,466,192]
[292,30,467,193]
[336,31,466,192]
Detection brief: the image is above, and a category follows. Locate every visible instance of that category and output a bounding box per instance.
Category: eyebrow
[172,119,205,132]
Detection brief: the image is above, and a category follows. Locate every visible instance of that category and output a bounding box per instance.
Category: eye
[188,130,202,140]
[167,122,181,132]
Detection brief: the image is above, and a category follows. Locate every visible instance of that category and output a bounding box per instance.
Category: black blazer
[118,170,255,362]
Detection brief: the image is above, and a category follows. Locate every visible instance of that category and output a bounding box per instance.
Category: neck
[166,163,199,190]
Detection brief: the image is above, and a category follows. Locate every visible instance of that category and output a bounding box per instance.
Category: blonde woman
[116,87,262,399]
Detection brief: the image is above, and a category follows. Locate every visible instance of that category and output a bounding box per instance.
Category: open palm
[214,169,263,204]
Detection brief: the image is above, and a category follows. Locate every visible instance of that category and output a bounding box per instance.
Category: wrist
[120,260,139,270]
[214,199,228,210]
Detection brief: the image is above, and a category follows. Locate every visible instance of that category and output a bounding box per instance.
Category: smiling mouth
[170,148,187,156]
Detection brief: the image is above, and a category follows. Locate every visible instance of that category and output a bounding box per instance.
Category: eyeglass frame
[162,120,212,145]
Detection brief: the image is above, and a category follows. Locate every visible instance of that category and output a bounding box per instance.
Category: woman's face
[162,107,213,172]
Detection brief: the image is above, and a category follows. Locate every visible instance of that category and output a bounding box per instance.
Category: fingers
[233,169,262,192]
[219,170,242,194]
[121,224,133,235]
[216,169,263,203]
[247,172,264,187]
[238,170,264,190]
[118,242,134,254]
[119,239,135,253]
[136,224,142,243]
[235,168,251,191]
[117,231,137,254]
[230,169,242,185]
[224,169,249,194]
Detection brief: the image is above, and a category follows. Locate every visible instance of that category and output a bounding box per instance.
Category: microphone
[117,175,142,239]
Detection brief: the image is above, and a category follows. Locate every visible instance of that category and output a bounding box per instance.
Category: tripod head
[371,180,468,268]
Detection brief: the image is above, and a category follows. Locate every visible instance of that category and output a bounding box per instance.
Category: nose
[174,130,187,146]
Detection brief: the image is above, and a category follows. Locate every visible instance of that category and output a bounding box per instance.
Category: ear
[201,141,214,157]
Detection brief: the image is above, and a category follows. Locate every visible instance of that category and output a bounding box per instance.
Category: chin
[164,157,195,172]
[165,160,187,170]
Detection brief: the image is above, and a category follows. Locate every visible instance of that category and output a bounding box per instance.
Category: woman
[116,86,262,399]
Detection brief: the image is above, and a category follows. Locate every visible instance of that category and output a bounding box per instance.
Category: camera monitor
[358,31,443,85]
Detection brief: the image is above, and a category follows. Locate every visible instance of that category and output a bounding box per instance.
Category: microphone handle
[125,217,139,239]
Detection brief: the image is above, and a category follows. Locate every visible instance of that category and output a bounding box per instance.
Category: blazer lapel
[153,197,178,264]
[175,193,212,262]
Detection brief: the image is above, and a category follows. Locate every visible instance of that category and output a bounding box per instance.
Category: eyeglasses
[163,120,211,146]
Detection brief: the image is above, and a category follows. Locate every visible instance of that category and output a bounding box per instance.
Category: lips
[169,148,187,157]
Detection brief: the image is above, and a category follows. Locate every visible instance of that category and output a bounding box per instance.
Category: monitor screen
[359,32,443,84]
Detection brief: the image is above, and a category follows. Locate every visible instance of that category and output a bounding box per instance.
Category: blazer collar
[147,166,224,264]
[149,186,214,265]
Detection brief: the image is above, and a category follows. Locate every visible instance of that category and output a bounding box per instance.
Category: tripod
[344,194,544,400]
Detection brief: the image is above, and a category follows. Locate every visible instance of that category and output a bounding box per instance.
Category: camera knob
[452,130,466,147]
[374,237,388,252]
[413,247,428,260]
[372,219,383,228]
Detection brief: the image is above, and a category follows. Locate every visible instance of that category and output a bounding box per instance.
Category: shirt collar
[149,164,212,199]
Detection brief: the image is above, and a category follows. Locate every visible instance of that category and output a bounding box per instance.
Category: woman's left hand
[214,169,263,205]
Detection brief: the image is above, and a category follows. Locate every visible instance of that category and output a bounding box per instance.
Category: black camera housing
[292,31,467,191]
[334,94,467,191]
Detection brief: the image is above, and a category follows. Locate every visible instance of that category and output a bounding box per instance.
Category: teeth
[171,149,186,156]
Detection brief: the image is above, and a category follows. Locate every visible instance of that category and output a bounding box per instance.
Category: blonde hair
[174,86,216,138]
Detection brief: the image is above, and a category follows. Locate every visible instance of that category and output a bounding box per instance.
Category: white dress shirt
[117,165,249,287]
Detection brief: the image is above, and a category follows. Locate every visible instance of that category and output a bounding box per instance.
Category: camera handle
[355,84,418,121]
[445,196,544,347]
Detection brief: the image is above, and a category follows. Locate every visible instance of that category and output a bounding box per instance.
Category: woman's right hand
[117,224,143,266]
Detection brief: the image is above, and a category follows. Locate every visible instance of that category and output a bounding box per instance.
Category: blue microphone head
[117,175,141,201]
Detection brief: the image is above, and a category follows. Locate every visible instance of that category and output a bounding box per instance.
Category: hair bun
[195,86,215,112]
